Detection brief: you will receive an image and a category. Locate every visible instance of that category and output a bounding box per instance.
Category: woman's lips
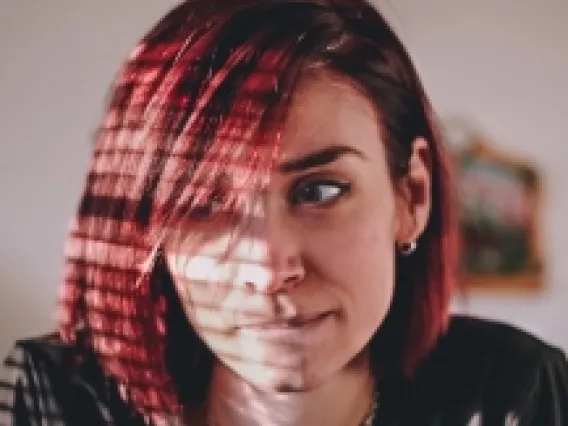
[236,311,332,329]
[233,312,335,343]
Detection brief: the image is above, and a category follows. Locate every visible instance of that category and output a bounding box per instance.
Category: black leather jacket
[1,315,567,425]
[375,316,567,426]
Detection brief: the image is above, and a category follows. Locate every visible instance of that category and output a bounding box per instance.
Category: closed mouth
[237,311,332,330]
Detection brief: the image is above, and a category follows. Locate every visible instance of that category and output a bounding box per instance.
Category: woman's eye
[290,180,351,207]
[190,199,222,219]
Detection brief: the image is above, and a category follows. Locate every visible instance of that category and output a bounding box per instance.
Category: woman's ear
[394,137,432,245]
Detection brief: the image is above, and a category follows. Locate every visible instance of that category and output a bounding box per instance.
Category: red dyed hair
[59,0,458,419]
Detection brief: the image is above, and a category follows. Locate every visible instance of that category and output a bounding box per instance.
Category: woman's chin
[229,360,334,394]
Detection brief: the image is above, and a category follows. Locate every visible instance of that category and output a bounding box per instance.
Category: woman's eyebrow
[277,144,367,173]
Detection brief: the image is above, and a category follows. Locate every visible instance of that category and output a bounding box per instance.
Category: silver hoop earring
[398,241,417,256]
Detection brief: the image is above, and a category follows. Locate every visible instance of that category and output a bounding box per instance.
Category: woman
[1,0,566,425]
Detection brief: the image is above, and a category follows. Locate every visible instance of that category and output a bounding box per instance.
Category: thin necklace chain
[361,391,379,426]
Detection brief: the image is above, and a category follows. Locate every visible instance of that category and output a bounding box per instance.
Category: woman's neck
[203,349,376,426]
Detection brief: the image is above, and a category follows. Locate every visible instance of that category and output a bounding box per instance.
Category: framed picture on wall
[455,139,544,291]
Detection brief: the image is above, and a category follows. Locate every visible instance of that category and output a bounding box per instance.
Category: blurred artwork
[454,139,544,291]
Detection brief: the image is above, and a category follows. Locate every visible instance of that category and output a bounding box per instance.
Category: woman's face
[166,72,421,392]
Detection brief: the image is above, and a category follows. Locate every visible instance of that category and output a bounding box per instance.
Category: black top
[1,315,567,425]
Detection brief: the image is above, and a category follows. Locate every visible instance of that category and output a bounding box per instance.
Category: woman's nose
[235,202,305,294]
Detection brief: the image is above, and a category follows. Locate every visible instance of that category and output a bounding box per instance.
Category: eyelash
[289,178,352,208]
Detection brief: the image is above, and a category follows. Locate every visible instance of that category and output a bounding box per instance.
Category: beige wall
[1,0,566,356]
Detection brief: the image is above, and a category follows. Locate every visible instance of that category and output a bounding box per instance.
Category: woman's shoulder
[3,331,81,367]
[440,314,566,368]
[386,315,568,425]
[0,332,143,425]
[439,314,567,394]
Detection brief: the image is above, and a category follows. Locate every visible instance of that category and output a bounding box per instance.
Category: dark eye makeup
[289,178,352,208]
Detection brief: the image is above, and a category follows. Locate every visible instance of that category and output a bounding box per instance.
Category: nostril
[243,281,255,293]
[282,263,306,284]
[284,271,303,283]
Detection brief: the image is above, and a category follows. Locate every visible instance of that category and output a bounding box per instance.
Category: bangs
[127,12,316,250]
[156,39,292,247]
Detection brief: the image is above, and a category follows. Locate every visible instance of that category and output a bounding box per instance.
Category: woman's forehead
[194,73,383,187]
[277,72,382,168]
